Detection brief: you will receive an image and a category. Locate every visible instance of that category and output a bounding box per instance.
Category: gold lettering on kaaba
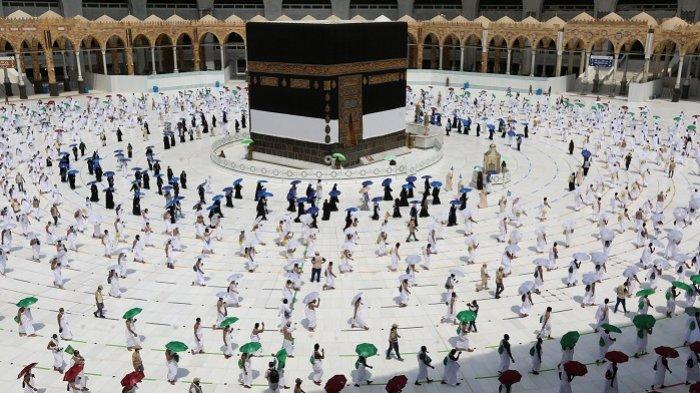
[289,78,310,89]
[247,58,407,77]
[368,73,401,85]
[260,76,278,87]
[323,81,332,91]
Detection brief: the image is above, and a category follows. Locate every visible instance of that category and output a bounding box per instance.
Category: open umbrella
[532,258,549,267]
[692,275,700,285]
[505,244,520,254]
[165,341,188,352]
[672,253,690,263]
[560,331,580,349]
[331,153,346,162]
[16,297,37,308]
[600,323,622,333]
[355,343,378,357]
[303,292,319,304]
[350,292,363,306]
[600,229,615,242]
[430,181,443,188]
[590,251,607,265]
[668,229,683,243]
[654,346,679,358]
[122,307,142,320]
[572,252,590,261]
[385,375,408,393]
[623,266,640,279]
[632,314,655,330]
[636,288,655,297]
[581,149,591,159]
[605,351,629,364]
[16,363,37,379]
[498,369,522,385]
[448,268,465,278]
[362,180,373,187]
[563,360,587,377]
[673,281,693,292]
[240,342,262,354]
[120,370,145,388]
[456,310,477,323]
[518,281,535,295]
[63,363,84,382]
[381,178,392,187]
[405,255,421,265]
[219,317,239,328]
[325,374,347,393]
[582,272,600,285]
[227,273,244,282]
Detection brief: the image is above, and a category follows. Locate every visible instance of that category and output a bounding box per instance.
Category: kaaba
[246,21,408,166]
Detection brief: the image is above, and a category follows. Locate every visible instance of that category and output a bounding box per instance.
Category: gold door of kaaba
[338,74,363,147]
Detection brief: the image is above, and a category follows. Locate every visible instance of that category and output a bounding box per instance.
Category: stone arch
[407,33,418,69]
[174,32,194,72]
[535,36,557,77]
[198,31,221,71]
[421,32,440,70]
[100,33,127,52]
[461,33,482,72]
[487,34,507,74]
[105,35,126,75]
[588,36,616,54]
[563,37,586,76]
[223,31,246,76]
[19,38,47,93]
[132,34,152,75]
[509,35,534,76]
[650,38,679,80]
[51,35,75,90]
[442,33,461,70]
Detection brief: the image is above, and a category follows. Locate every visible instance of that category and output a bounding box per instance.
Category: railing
[214,4,264,9]
[350,4,398,9]
[210,133,444,180]
[282,4,332,9]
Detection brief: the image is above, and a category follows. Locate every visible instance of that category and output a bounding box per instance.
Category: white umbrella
[672,253,690,262]
[227,273,244,283]
[668,229,683,243]
[299,214,312,225]
[448,268,465,278]
[343,227,355,236]
[398,273,412,282]
[590,251,607,265]
[406,255,421,265]
[562,219,574,229]
[518,281,535,295]
[653,258,671,269]
[303,292,319,304]
[350,292,363,306]
[651,213,664,222]
[572,252,590,262]
[532,258,550,267]
[600,228,615,242]
[505,244,520,254]
[622,266,640,278]
[216,291,228,299]
[2,222,16,230]
[582,272,600,285]
[287,240,300,250]
[509,230,522,243]
[107,264,119,271]
[673,207,688,220]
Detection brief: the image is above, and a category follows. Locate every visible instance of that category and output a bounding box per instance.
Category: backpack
[268,369,279,384]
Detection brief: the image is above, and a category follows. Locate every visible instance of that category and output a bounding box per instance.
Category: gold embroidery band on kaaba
[368,73,401,85]
[247,58,407,77]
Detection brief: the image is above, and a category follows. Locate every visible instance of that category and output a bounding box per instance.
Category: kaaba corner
[246,21,408,167]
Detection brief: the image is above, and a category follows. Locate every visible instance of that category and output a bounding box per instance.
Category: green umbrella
[241,138,253,144]
[688,125,697,131]
[686,307,700,316]
[672,281,693,292]
[332,153,347,162]
[355,343,378,357]
[692,275,700,285]
[456,310,477,323]
[122,307,142,320]
[384,155,396,161]
[275,348,288,368]
[219,317,240,328]
[632,314,655,330]
[165,341,188,352]
[636,288,654,297]
[674,116,681,121]
[16,297,38,308]
[240,342,262,354]
[560,331,580,349]
[64,345,76,355]
[600,323,622,334]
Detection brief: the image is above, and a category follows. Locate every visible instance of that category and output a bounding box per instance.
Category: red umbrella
[563,361,588,377]
[690,342,700,353]
[385,375,408,393]
[120,371,145,388]
[604,351,629,364]
[691,382,700,393]
[498,369,522,385]
[324,374,347,393]
[63,363,84,382]
[655,346,679,358]
[16,363,37,379]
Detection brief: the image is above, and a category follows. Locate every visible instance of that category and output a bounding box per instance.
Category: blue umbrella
[381,178,392,187]
[67,169,79,175]
[329,190,341,197]
[119,157,130,162]
[69,143,77,148]
[581,149,592,159]
[421,175,432,179]
[460,187,473,193]
[402,183,414,189]
[290,180,301,185]
[104,171,115,177]
[296,197,308,204]
[346,207,358,212]
[257,180,268,184]
[233,178,243,185]
[222,187,233,192]
[102,187,114,192]
[430,181,443,188]
[410,200,421,205]
[86,180,99,185]
[371,196,383,203]
[206,205,218,210]
[212,195,224,201]
[307,206,319,215]
[86,157,100,161]
[174,196,185,201]
[59,151,70,156]
[154,173,163,178]
[132,167,142,171]
[261,192,273,198]
[162,185,173,191]
[361,180,373,187]
[507,130,516,137]
[170,176,179,182]
[113,149,123,153]
[450,199,461,206]
[133,191,145,197]
[165,201,177,208]
[406,175,417,183]
[487,124,496,130]
[146,145,154,149]
[516,133,525,137]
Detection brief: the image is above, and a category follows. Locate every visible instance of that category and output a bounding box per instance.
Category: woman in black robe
[399,187,409,207]
[321,199,331,221]
[234,182,243,199]
[383,184,393,201]
[392,199,402,218]
[431,186,441,205]
[371,202,380,221]
[89,184,99,202]
[105,188,115,209]
[142,172,150,189]
[447,204,457,226]
[419,198,430,217]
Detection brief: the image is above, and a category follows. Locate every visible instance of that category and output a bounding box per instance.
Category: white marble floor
[0,85,699,393]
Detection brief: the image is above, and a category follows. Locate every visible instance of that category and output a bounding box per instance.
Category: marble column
[529,49,536,77]
[555,51,562,76]
[459,46,465,71]
[642,56,650,81]
[173,46,179,73]
[480,49,488,73]
[14,52,27,99]
[672,55,684,102]
[220,45,225,70]
[438,45,443,70]
[506,48,512,74]
[150,46,157,75]
[75,50,85,93]
[101,50,108,75]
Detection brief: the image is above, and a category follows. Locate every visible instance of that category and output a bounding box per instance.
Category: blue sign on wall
[589,55,614,68]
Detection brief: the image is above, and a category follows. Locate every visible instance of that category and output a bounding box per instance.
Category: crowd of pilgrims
[1,83,700,393]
